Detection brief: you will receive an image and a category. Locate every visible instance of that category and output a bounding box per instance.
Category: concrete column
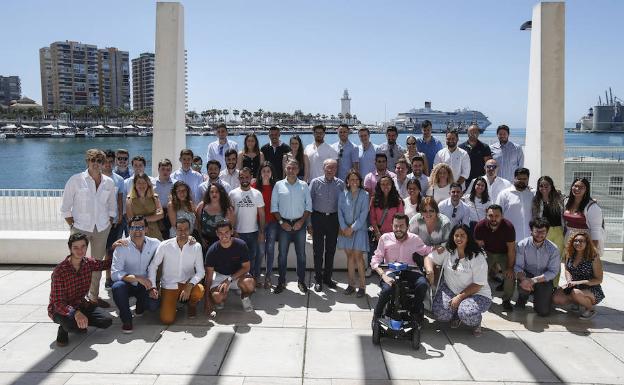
[524,2,565,189]
[152,2,186,176]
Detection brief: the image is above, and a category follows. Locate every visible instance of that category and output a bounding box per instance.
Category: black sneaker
[56,326,68,347]
[105,278,113,289]
[298,282,308,294]
[502,300,513,311]
[323,280,338,289]
[313,282,322,292]
[514,299,527,310]
[273,283,286,294]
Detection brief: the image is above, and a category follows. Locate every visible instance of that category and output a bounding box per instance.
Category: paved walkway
[1,251,624,385]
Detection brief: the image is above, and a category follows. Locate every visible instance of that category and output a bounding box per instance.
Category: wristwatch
[278,219,284,225]
[227,276,233,283]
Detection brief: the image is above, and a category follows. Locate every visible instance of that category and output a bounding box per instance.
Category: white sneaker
[241,297,253,312]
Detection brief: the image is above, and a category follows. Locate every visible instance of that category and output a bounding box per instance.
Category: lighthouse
[341,89,351,117]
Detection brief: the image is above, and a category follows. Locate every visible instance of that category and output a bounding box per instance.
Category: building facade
[39,41,129,113]
[0,76,21,107]
[131,52,155,111]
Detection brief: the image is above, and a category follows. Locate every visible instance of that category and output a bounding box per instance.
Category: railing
[0,189,66,231]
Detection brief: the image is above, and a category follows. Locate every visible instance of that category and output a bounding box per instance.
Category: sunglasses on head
[452,258,460,270]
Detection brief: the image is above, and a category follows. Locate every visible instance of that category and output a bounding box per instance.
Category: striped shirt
[489,141,524,181]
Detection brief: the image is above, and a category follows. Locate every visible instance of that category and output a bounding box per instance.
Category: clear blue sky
[3,0,623,127]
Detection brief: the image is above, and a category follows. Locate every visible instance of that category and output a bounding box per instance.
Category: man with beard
[438,183,471,227]
[228,167,265,281]
[496,168,534,242]
[474,204,516,311]
[363,153,397,195]
[415,120,443,175]
[260,126,290,180]
[489,125,524,182]
[514,217,560,316]
[377,126,405,171]
[332,124,359,181]
[459,124,492,187]
[198,160,232,198]
[370,214,434,328]
[220,149,241,190]
[433,129,471,187]
[304,125,338,181]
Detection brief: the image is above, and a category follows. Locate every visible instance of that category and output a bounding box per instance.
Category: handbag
[368,207,389,244]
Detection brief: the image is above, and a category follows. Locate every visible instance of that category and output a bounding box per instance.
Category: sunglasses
[423,209,436,214]
[117,157,128,161]
[406,142,416,146]
[452,258,460,271]
[486,165,497,170]
[88,158,104,164]
[452,207,458,218]
[339,146,344,158]
[129,225,145,231]
[573,239,587,244]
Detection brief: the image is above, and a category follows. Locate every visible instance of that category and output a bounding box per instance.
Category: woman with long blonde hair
[426,163,455,203]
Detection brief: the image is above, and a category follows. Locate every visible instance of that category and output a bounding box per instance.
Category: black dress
[565,257,605,304]
[242,153,261,177]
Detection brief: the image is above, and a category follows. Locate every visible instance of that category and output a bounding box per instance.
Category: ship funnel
[424,101,431,110]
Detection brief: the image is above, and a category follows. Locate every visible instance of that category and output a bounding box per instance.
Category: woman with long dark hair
[282,135,309,181]
[428,224,492,337]
[167,181,196,238]
[463,176,491,232]
[552,232,605,320]
[563,178,604,254]
[237,133,265,177]
[253,161,279,289]
[195,183,235,252]
[403,178,422,221]
[370,175,404,241]
[532,176,565,265]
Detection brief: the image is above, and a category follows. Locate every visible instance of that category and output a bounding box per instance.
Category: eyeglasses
[88,158,104,164]
[129,225,145,231]
[452,207,457,218]
[486,165,497,170]
[117,157,128,161]
[452,258,460,270]
[573,239,587,244]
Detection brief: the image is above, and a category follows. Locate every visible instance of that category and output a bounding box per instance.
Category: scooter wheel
[372,321,381,345]
[411,328,421,350]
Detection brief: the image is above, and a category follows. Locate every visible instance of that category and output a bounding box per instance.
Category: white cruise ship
[392,101,491,133]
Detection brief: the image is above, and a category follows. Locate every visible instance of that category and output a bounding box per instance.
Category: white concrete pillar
[152,2,186,176]
[524,2,565,189]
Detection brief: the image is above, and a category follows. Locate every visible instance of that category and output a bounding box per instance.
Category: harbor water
[0,130,623,189]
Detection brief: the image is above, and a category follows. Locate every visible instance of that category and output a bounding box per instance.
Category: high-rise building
[341,89,351,116]
[131,51,188,112]
[39,41,130,113]
[131,52,155,111]
[0,76,21,106]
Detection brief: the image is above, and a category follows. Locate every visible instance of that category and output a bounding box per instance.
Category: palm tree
[232,109,240,122]
[345,112,352,124]
[222,109,229,123]
[201,110,210,123]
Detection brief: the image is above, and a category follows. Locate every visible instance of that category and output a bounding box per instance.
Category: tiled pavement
[0,251,623,385]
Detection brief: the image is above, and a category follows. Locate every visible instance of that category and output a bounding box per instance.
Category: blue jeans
[258,222,279,276]
[111,281,160,324]
[238,232,260,277]
[277,225,307,285]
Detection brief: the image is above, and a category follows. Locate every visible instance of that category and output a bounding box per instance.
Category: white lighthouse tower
[341,89,351,117]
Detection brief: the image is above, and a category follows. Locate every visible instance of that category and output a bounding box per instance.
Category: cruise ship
[576,88,624,133]
[391,101,491,133]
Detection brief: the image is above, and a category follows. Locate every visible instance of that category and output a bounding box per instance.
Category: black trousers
[311,211,339,284]
[52,306,112,333]
[374,270,429,318]
[517,272,554,317]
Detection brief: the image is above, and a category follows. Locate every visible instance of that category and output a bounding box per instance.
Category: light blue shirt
[416,137,443,171]
[309,176,345,213]
[206,139,238,170]
[358,142,378,180]
[111,236,161,284]
[514,237,561,282]
[151,176,177,209]
[172,168,204,204]
[332,140,359,181]
[271,178,312,220]
[490,141,524,181]
[110,172,124,221]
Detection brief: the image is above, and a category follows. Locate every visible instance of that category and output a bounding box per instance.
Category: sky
[2,0,623,127]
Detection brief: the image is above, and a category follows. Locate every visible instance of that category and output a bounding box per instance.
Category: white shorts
[210,272,240,291]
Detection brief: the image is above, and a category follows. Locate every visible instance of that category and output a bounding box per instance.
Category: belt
[282,217,303,226]
[313,210,337,216]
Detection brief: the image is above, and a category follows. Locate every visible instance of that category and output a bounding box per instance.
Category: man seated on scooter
[371,213,435,328]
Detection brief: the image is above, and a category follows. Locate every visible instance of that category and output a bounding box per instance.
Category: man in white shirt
[433,129,471,187]
[199,160,232,198]
[394,158,410,199]
[148,218,205,325]
[438,183,471,227]
[229,167,266,280]
[172,149,204,204]
[496,168,535,242]
[206,123,238,169]
[61,148,118,307]
[220,149,240,190]
[304,124,338,181]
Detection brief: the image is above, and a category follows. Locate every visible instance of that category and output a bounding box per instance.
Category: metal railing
[0,189,66,231]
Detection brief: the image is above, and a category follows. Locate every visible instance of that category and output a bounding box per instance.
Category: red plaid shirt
[48,256,111,319]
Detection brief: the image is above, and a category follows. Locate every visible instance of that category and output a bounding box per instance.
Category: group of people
[50,121,606,345]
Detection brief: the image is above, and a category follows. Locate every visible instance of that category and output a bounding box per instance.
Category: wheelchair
[371,259,427,350]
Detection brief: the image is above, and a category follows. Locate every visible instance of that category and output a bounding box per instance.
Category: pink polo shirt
[371,232,433,269]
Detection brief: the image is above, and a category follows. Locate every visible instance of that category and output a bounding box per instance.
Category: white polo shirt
[496,186,535,242]
[304,142,338,181]
[433,147,471,182]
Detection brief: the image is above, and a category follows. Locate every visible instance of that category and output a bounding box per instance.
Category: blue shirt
[490,141,524,182]
[514,237,561,282]
[172,168,204,204]
[109,172,125,221]
[309,176,345,213]
[151,176,177,209]
[332,140,359,181]
[271,178,312,220]
[358,143,378,180]
[111,236,161,284]
[416,137,443,171]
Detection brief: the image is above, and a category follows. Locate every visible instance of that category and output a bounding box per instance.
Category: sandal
[344,286,356,295]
